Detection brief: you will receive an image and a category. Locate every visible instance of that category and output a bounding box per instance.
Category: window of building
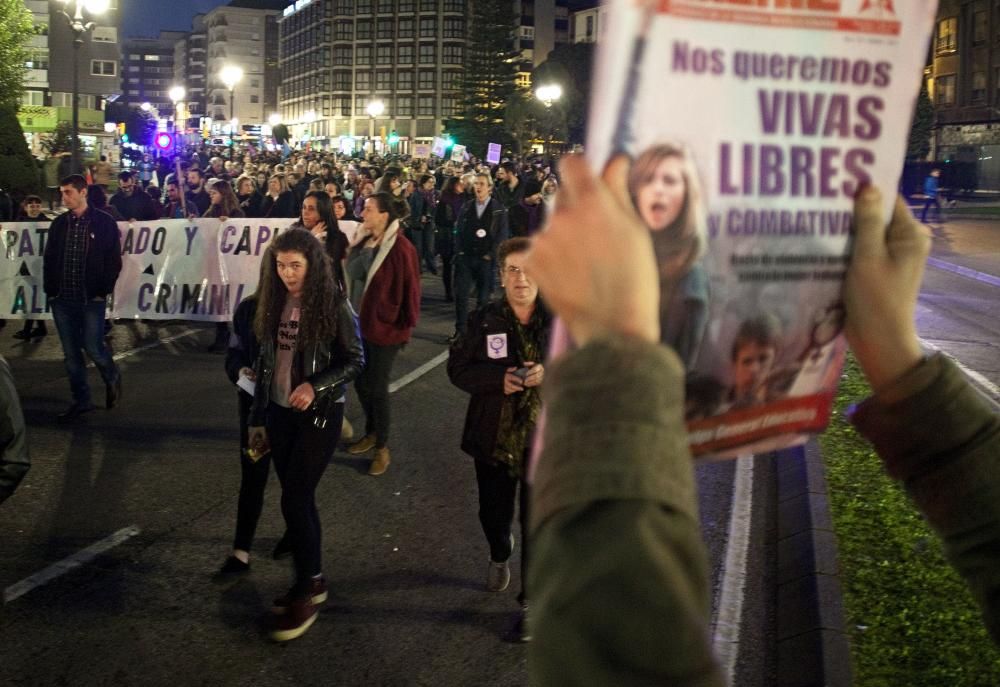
[399,0,415,11]
[335,96,351,116]
[376,19,393,39]
[20,90,44,106]
[418,43,435,64]
[972,70,987,103]
[376,45,394,64]
[335,20,353,40]
[937,17,957,53]
[356,0,372,14]
[586,15,594,38]
[419,0,436,11]
[397,44,414,64]
[355,95,369,115]
[144,54,160,61]
[397,70,413,90]
[251,78,260,87]
[417,70,435,90]
[250,94,260,103]
[357,21,372,39]
[441,95,459,116]
[333,70,351,89]
[396,96,412,116]
[129,53,142,60]
[935,74,956,105]
[357,45,372,64]
[443,0,462,11]
[334,46,353,65]
[128,65,140,72]
[442,69,461,90]
[443,17,463,38]
[356,70,371,90]
[974,11,987,45]
[377,0,394,12]
[129,89,140,95]
[91,60,116,76]
[376,70,392,90]
[442,44,463,64]
[398,17,414,38]
[334,0,353,13]
[417,95,434,116]
[520,26,534,39]
[419,17,436,38]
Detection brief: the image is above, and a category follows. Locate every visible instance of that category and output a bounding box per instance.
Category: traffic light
[154,132,173,151]
[388,129,399,145]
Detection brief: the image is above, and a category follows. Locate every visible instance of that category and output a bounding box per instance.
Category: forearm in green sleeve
[850,353,1000,642]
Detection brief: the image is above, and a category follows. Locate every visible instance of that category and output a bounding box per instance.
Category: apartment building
[174,14,208,123]
[122,32,187,114]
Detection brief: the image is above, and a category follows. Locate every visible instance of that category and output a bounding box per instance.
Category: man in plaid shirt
[42,175,123,422]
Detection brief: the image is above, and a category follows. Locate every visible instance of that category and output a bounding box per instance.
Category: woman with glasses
[447,237,551,641]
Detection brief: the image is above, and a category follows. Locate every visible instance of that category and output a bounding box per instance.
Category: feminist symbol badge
[487,333,508,359]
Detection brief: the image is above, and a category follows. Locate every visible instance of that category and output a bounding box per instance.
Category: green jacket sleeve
[849,353,1000,643]
[528,338,724,687]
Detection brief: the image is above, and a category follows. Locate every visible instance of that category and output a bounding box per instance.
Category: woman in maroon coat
[344,192,421,475]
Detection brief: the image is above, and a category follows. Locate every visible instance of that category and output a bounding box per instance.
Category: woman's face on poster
[637,155,686,233]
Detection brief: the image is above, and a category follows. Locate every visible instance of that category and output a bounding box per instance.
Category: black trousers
[474,459,529,605]
[356,341,401,449]
[266,403,344,586]
[233,391,272,553]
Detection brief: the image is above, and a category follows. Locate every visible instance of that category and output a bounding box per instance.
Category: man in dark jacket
[109,171,159,221]
[185,168,211,216]
[0,356,29,505]
[451,173,509,341]
[43,175,123,421]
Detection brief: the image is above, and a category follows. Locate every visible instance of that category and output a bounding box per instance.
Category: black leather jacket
[250,298,365,428]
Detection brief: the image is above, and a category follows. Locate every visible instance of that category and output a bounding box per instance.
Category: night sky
[122,0,230,39]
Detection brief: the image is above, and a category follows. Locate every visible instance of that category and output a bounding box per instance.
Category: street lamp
[168,86,186,155]
[219,64,243,159]
[535,84,562,108]
[140,101,152,112]
[57,0,109,176]
[366,99,385,155]
[268,113,281,127]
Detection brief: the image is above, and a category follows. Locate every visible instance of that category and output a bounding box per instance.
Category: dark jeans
[267,403,344,586]
[440,254,454,300]
[454,255,494,333]
[409,226,437,273]
[474,459,529,605]
[921,195,943,223]
[51,298,120,404]
[356,341,401,448]
[233,391,272,553]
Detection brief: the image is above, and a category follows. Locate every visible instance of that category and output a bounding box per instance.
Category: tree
[504,92,567,154]
[907,84,934,162]
[532,42,596,145]
[444,1,520,157]
[0,0,32,108]
[41,122,74,156]
[0,104,41,197]
[126,108,158,148]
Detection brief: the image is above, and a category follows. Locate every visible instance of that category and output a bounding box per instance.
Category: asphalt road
[0,273,768,686]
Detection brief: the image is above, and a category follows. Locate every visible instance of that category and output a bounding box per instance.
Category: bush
[0,104,40,198]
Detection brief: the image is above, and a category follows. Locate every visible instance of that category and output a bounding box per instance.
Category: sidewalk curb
[773,441,852,687]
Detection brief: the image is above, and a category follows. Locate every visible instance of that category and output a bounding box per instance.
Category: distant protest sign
[486,142,502,164]
[450,144,467,162]
[431,137,448,158]
[413,143,431,158]
[3,218,298,322]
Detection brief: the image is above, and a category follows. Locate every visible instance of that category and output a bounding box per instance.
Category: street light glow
[304,109,317,123]
[268,113,281,126]
[140,102,152,112]
[168,85,186,103]
[366,99,385,118]
[220,64,244,91]
[83,0,109,14]
[536,84,563,106]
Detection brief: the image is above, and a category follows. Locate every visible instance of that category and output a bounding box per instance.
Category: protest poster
[450,144,467,162]
[413,143,432,158]
[431,137,448,158]
[486,142,502,165]
[2,218,298,323]
[554,0,938,458]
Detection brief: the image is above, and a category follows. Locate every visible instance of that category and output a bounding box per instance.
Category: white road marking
[919,338,1000,404]
[111,327,202,362]
[3,525,141,605]
[926,257,1000,288]
[712,454,754,683]
[389,350,449,393]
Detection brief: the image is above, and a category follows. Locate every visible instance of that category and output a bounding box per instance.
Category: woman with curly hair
[247,228,364,642]
[628,143,709,368]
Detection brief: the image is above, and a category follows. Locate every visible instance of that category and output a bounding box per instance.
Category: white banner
[3,218,299,322]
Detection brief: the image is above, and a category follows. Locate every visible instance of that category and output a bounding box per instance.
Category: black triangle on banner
[18,262,30,277]
[143,264,155,275]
